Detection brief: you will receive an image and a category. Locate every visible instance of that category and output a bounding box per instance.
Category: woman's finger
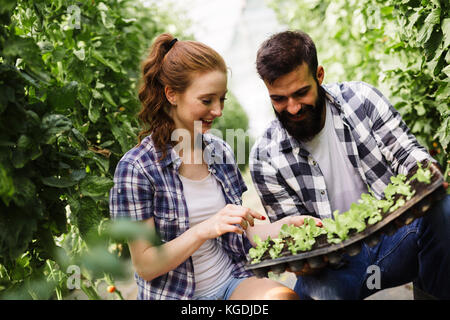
[225,216,247,230]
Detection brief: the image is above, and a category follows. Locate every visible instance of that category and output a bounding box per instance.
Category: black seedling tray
[245,161,446,278]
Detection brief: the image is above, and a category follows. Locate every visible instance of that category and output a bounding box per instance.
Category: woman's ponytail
[137,33,176,159]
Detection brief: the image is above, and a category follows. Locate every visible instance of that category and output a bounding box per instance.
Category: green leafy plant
[248,235,271,264]
[268,238,285,260]
[281,218,326,254]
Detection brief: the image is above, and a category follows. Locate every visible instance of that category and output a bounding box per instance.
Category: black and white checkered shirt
[250,81,434,221]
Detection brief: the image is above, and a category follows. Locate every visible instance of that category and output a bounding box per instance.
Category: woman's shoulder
[118,135,159,168]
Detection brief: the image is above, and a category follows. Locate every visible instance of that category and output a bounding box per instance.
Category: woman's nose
[211,103,223,117]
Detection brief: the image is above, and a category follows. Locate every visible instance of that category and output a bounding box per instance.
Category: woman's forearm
[132,226,206,281]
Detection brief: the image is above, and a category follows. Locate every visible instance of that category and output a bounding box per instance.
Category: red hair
[137,33,227,159]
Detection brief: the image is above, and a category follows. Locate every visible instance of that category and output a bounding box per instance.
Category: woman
[109,33,318,300]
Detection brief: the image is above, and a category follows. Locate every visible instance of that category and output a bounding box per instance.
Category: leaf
[442,18,450,48]
[433,116,450,151]
[88,99,101,123]
[0,163,15,205]
[40,114,72,144]
[79,175,114,198]
[103,90,117,107]
[105,219,161,245]
[12,176,36,207]
[75,197,104,239]
[417,8,441,46]
[91,50,120,73]
[47,81,78,112]
[424,29,443,61]
[41,176,77,188]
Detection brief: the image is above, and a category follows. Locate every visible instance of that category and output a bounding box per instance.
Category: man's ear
[164,86,177,105]
[316,66,325,85]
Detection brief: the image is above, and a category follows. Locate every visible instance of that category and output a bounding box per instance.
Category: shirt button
[312,161,317,166]
[117,189,121,194]
[320,190,325,195]
[225,187,230,192]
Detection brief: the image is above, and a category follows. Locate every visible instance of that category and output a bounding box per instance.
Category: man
[249,30,450,299]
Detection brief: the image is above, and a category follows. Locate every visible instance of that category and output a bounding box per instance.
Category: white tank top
[179,172,234,297]
[302,101,368,214]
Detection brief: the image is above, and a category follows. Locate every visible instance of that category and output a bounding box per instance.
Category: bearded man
[249,30,450,299]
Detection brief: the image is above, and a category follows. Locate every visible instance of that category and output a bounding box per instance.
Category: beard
[274,84,326,143]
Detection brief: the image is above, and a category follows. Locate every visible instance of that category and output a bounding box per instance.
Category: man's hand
[288,215,323,228]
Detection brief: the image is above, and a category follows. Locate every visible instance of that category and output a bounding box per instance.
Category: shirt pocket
[152,190,181,242]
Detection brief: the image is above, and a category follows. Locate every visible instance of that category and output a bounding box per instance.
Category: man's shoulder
[324,81,384,103]
[250,119,285,161]
[324,81,376,97]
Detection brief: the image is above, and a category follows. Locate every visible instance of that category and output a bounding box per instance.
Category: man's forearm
[244,216,292,246]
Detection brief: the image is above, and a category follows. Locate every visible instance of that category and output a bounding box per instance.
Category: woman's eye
[202,100,212,105]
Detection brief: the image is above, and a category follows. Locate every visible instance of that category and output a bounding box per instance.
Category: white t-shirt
[179,172,235,298]
[302,101,368,214]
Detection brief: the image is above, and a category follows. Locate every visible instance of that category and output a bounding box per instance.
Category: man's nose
[286,97,302,115]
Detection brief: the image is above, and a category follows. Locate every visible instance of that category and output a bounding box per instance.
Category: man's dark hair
[256,30,318,84]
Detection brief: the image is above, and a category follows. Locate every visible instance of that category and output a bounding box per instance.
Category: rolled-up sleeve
[109,160,154,221]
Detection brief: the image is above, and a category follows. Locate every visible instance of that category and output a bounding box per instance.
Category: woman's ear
[164,86,177,106]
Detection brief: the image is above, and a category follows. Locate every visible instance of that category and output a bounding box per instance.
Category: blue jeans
[192,277,247,300]
[294,194,450,299]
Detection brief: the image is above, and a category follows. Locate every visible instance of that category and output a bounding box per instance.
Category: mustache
[277,103,314,120]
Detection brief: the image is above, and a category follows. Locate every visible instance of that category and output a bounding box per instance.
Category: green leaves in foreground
[249,162,432,263]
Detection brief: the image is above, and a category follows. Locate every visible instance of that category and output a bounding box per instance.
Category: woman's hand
[194,204,266,241]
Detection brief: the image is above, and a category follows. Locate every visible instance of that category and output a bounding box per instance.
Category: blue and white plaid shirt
[250,81,434,221]
[109,133,253,300]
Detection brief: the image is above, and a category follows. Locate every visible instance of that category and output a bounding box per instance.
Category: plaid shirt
[109,133,252,300]
[250,81,434,221]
